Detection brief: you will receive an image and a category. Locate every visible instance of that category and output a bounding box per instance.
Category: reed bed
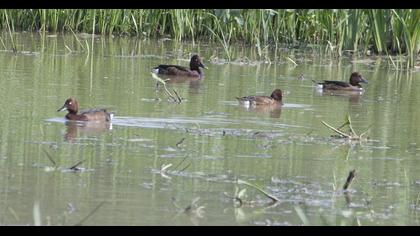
[0,9,418,68]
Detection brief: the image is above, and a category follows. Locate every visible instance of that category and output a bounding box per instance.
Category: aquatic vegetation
[236,179,280,203]
[151,73,182,103]
[321,115,371,141]
[0,9,418,68]
[41,149,90,173]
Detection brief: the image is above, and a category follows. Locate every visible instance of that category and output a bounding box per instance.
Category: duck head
[349,72,368,86]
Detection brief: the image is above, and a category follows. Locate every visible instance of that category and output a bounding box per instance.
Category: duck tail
[152,67,159,74]
[109,112,114,120]
[311,79,319,84]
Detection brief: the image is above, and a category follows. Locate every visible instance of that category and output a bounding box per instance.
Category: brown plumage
[153,55,206,78]
[57,97,113,122]
[236,89,283,106]
[314,72,368,91]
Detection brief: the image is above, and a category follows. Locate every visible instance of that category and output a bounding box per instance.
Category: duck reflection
[315,89,363,104]
[64,120,112,142]
[156,75,204,95]
[238,104,282,118]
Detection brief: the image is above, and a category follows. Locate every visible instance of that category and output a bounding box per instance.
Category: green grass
[0,9,418,68]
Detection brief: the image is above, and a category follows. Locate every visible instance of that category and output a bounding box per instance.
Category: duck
[152,55,206,78]
[57,97,113,122]
[313,72,368,91]
[236,89,283,106]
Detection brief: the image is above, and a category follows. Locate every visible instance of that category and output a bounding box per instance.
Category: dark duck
[313,72,368,91]
[153,55,206,78]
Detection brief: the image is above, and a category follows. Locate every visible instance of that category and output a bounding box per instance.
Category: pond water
[1,32,420,226]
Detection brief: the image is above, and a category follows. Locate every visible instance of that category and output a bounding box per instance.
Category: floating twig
[237,179,280,203]
[285,56,298,66]
[179,162,192,172]
[68,160,85,171]
[175,137,186,148]
[343,169,356,190]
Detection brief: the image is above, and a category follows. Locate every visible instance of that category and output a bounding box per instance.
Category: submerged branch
[43,149,57,167]
[175,137,186,148]
[151,73,182,103]
[321,121,351,138]
[346,115,357,137]
[69,160,85,171]
[321,115,370,141]
[237,179,280,203]
[343,169,356,190]
[73,201,106,226]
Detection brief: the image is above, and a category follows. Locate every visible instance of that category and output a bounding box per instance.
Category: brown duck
[236,89,283,106]
[57,97,113,122]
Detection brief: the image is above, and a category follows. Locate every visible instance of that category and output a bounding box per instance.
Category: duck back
[155,64,201,77]
[80,108,113,122]
[236,95,278,106]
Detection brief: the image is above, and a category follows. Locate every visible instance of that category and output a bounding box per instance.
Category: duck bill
[57,105,67,112]
[361,77,368,84]
[200,63,208,69]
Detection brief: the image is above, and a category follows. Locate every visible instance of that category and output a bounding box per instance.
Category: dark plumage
[314,72,368,91]
[153,55,206,78]
[57,97,113,122]
[236,89,283,106]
